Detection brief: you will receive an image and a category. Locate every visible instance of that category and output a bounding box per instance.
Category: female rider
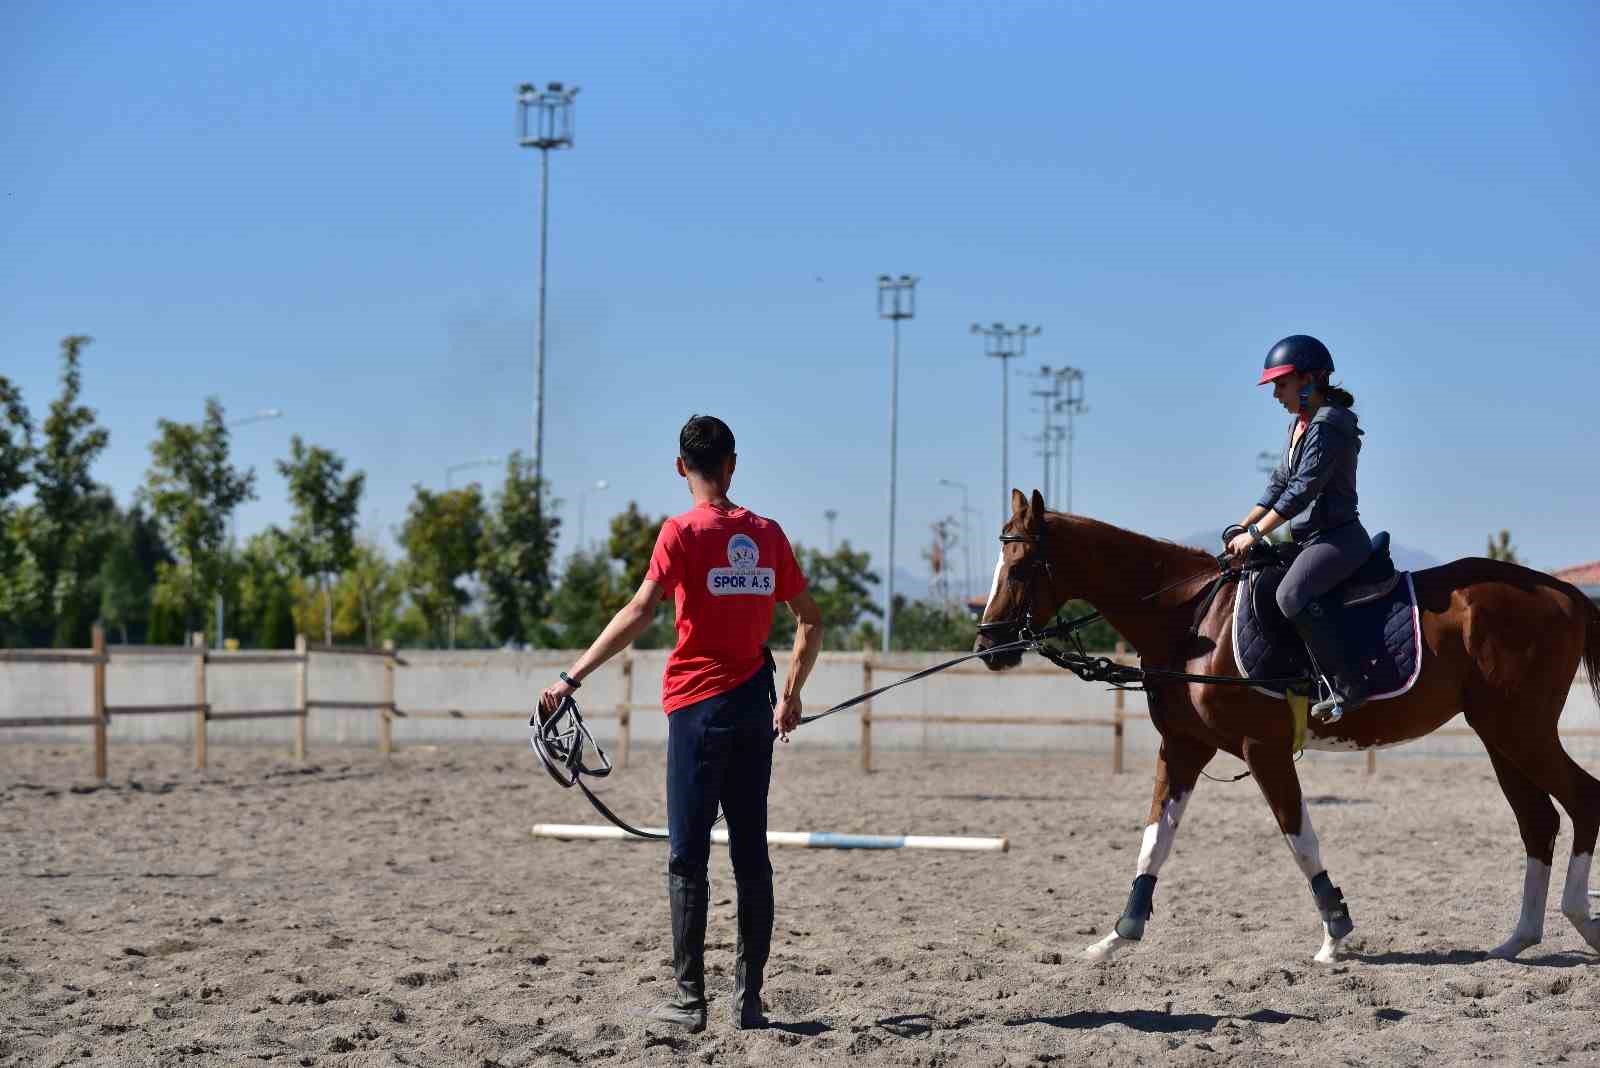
[1226,334,1370,721]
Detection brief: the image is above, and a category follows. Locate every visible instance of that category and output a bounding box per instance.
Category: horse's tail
[1585,594,1600,712]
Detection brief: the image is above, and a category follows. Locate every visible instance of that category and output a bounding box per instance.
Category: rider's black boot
[731,875,773,1029]
[1290,601,1368,723]
[639,873,707,1032]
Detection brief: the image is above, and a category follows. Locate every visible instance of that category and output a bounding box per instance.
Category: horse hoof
[1572,919,1600,954]
[1084,932,1127,963]
[1488,935,1538,960]
[1313,930,1343,965]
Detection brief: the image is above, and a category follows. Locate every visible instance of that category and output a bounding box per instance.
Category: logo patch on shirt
[707,533,776,596]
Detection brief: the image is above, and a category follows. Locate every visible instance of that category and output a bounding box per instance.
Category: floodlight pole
[823,509,838,552]
[972,323,1040,523]
[1053,366,1086,513]
[878,274,918,654]
[518,81,580,497]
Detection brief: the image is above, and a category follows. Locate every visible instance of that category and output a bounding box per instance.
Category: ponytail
[1317,372,1355,409]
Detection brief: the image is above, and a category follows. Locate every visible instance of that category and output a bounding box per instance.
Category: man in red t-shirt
[539,415,822,1032]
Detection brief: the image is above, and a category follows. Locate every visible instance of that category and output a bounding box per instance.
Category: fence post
[860,656,873,773]
[617,655,633,770]
[92,625,107,781]
[192,632,208,770]
[380,639,395,758]
[294,634,308,761]
[1112,640,1127,775]
[1365,749,1376,776]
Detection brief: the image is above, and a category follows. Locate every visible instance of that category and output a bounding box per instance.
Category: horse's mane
[1048,512,1213,569]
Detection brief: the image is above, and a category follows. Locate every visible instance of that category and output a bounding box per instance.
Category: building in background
[1552,561,1600,608]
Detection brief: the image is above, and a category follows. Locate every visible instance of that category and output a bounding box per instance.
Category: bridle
[976,527,1080,645]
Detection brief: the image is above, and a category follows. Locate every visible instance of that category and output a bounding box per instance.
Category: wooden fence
[11,634,1593,781]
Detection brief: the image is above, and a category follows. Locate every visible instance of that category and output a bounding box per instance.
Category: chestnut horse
[976,490,1600,965]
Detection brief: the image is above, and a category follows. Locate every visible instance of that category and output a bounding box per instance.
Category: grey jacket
[1257,405,1363,542]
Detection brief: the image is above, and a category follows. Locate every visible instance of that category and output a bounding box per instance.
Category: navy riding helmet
[1258,335,1334,410]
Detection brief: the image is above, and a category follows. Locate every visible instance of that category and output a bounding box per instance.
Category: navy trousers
[666,667,775,882]
[1276,520,1372,618]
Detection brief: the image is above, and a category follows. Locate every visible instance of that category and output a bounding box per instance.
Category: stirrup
[1310,694,1345,725]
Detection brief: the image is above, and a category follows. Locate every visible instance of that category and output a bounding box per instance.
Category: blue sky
[4,1,1596,599]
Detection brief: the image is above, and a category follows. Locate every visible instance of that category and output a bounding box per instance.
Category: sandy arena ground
[4,740,1600,1067]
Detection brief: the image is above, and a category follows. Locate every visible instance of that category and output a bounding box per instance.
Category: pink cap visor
[1257,364,1298,386]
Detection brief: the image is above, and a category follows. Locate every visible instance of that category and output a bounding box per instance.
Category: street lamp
[446,457,503,489]
[577,478,609,552]
[938,478,974,603]
[517,80,580,496]
[878,274,918,654]
[219,408,285,646]
[971,322,1040,523]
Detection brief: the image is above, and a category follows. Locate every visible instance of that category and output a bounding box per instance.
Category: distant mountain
[1175,529,1442,573]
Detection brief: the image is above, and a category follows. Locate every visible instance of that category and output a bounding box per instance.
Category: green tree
[97,505,170,644]
[0,373,32,612]
[333,538,403,647]
[602,501,674,646]
[398,485,486,647]
[141,398,257,636]
[275,435,365,644]
[888,596,976,652]
[769,540,881,649]
[1486,529,1520,564]
[0,338,114,645]
[549,549,620,649]
[479,453,561,646]
[233,532,298,649]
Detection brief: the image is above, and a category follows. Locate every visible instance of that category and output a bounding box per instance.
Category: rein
[531,528,1319,836]
[530,628,1087,841]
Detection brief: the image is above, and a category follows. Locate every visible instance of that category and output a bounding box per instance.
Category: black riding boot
[641,873,707,1032]
[731,875,773,1029]
[1290,601,1368,723]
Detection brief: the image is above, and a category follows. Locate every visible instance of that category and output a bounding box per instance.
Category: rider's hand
[774,693,802,742]
[1226,531,1257,561]
[539,678,576,721]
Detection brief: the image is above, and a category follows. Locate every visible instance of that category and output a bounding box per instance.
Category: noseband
[976,529,1060,642]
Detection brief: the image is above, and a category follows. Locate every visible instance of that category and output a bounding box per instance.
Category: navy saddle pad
[1232,568,1422,700]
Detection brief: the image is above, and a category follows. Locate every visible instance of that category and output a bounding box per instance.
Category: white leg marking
[1560,852,1600,952]
[1490,856,1551,960]
[1281,800,1325,881]
[1085,794,1191,964]
[1280,801,1346,964]
[1137,795,1190,877]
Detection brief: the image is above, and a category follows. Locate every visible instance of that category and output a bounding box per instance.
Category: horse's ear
[1010,489,1027,518]
[1028,489,1047,534]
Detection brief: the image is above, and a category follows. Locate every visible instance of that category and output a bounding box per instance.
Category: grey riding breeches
[1275,521,1372,619]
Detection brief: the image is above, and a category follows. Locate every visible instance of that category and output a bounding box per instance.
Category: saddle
[1232,531,1423,701]
[1251,530,1401,608]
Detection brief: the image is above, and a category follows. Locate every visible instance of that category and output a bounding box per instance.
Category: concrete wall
[3,647,1598,766]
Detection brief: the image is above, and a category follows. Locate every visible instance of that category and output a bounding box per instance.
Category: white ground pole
[531,825,1009,853]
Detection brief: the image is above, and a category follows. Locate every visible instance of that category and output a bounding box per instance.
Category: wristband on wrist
[1247,523,1264,543]
[559,671,582,689]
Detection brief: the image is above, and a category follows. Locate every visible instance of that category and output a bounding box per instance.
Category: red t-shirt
[644,502,807,714]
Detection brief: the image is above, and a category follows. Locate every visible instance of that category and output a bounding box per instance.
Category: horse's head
[974,488,1068,669]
